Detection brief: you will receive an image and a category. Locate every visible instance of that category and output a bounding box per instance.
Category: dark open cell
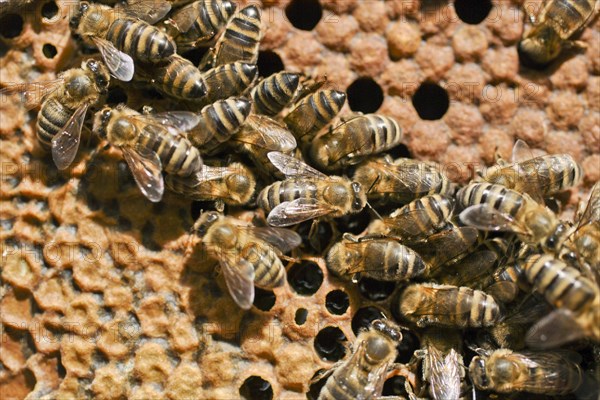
[325,289,349,315]
[257,50,284,78]
[285,0,322,31]
[42,1,59,19]
[454,0,492,25]
[382,375,409,397]
[358,277,396,301]
[337,208,370,235]
[253,288,276,311]
[239,375,273,400]
[412,82,449,120]
[0,40,8,57]
[287,261,323,295]
[0,14,24,38]
[295,308,308,325]
[23,368,36,390]
[346,77,384,113]
[388,143,412,159]
[296,220,333,253]
[43,43,57,59]
[314,326,347,362]
[351,306,386,335]
[106,86,128,105]
[394,329,420,364]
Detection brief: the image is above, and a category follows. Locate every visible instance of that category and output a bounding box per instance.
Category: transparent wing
[577,181,600,227]
[504,351,583,392]
[485,281,520,304]
[219,257,255,310]
[236,115,297,152]
[511,139,534,164]
[428,347,462,400]
[0,79,63,110]
[292,75,328,103]
[92,37,134,81]
[284,99,319,136]
[267,198,334,227]
[384,208,442,238]
[327,117,373,164]
[459,204,528,234]
[132,111,201,132]
[121,146,164,202]
[378,159,443,195]
[412,227,479,268]
[170,3,202,33]
[249,227,302,253]
[123,0,171,24]
[51,103,89,170]
[442,250,497,287]
[267,151,327,179]
[525,309,586,349]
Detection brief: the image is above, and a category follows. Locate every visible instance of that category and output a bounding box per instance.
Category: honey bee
[251,72,301,116]
[135,54,207,102]
[397,283,502,328]
[70,1,176,81]
[353,156,453,206]
[167,0,236,51]
[521,254,600,347]
[93,104,203,202]
[213,5,262,66]
[190,211,301,309]
[283,89,346,141]
[165,162,256,206]
[200,62,258,104]
[413,328,465,400]
[326,234,428,282]
[309,114,403,172]
[187,97,252,150]
[317,319,402,400]
[1,59,110,169]
[481,139,583,202]
[469,348,583,395]
[257,152,367,227]
[518,0,597,66]
[458,182,571,254]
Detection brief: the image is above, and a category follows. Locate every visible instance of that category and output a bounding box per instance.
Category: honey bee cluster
[0,0,599,399]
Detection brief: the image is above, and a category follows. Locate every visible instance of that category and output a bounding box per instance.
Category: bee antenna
[367,175,380,195]
[366,201,382,220]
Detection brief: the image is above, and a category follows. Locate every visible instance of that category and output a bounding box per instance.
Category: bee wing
[525,309,586,349]
[511,139,534,164]
[122,0,171,24]
[170,3,202,33]
[485,281,520,304]
[267,198,334,227]
[92,37,134,82]
[379,160,443,195]
[383,208,442,238]
[0,79,63,110]
[577,181,600,228]
[459,204,528,235]
[443,250,497,286]
[133,111,201,132]
[428,347,462,400]
[267,151,327,179]
[284,99,319,136]
[412,227,479,268]
[249,227,302,253]
[121,146,164,202]
[292,76,328,103]
[218,257,255,310]
[51,103,89,170]
[236,115,297,152]
[327,118,373,165]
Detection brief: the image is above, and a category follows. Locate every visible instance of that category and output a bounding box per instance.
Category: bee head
[518,25,561,68]
[194,211,220,237]
[371,319,402,342]
[226,167,255,204]
[469,356,491,390]
[84,59,110,93]
[542,222,570,252]
[93,106,112,138]
[70,1,89,30]
[351,182,366,212]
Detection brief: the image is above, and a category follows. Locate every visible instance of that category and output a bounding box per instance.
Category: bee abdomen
[107,19,175,61]
[215,5,261,66]
[193,0,235,38]
[36,98,73,149]
[202,62,258,103]
[523,254,597,312]
[367,114,403,153]
[465,287,500,328]
[157,56,206,100]
[285,90,346,138]
[139,129,202,176]
[458,183,525,216]
[192,97,251,149]
[251,72,300,116]
[258,180,316,213]
[381,242,427,281]
[547,0,595,37]
[253,251,285,289]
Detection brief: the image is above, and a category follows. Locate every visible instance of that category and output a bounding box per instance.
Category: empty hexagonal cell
[358,277,396,301]
[0,14,23,39]
[412,82,449,120]
[239,375,273,400]
[351,306,386,336]
[454,0,492,25]
[253,288,276,312]
[294,308,308,325]
[347,77,384,113]
[314,326,347,362]
[43,44,57,59]
[325,290,349,315]
[287,261,323,295]
[41,1,59,20]
[286,0,322,31]
[257,50,284,78]
[382,375,409,397]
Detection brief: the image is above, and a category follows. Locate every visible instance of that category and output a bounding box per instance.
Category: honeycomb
[0,0,599,399]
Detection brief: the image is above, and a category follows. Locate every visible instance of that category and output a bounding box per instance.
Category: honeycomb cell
[0,14,23,38]
[286,0,322,31]
[314,326,347,362]
[347,77,384,113]
[253,288,276,311]
[287,261,323,295]
[382,375,409,397]
[358,277,396,301]
[351,306,386,335]
[454,0,492,25]
[257,50,284,78]
[294,308,308,325]
[325,289,349,315]
[239,375,273,400]
[412,82,449,120]
[41,1,59,19]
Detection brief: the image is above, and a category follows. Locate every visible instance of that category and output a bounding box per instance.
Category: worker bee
[518,0,597,66]
[165,162,255,206]
[458,182,570,254]
[93,104,203,202]
[317,319,402,400]
[251,72,301,116]
[283,89,346,141]
[413,328,465,400]
[326,234,428,282]
[190,211,301,309]
[480,139,583,202]
[469,348,583,395]
[211,5,262,67]
[167,0,236,51]
[309,114,403,172]
[1,59,110,169]
[200,62,258,104]
[257,152,367,227]
[397,283,502,328]
[520,254,600,347]
[70,1,176,81]
[353,156,453,206]
[187,97,252,150]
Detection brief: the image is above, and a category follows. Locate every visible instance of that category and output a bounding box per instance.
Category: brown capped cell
[60,335,95,378]
[510,108,547,144]
[482,47,519,82]
[274,342,319,392]
[137,295,169,338]
[408,120,452,159]
[544,130,584,162]
[486,4,523,45]
[452,25,489,62]
[444,103,485,145]
[478,128,514,165]
[350,33,389,76]
[547,91,585,130]
[316,14,359,52]
[550,57,589,91]
[353,1,388,33]
[444,63,486,103]
[91,363,127,400]
[586,76,600,112]
[33,278,66,312]
[415,42,455,81]
[579,112,600,150]
[133,342,173,383]
[166,363,204,400]
[582,154,600,185]
[382,59,425,99]
[479,84,519,123]
[1,288,33,329]
[387,21,421,60]
[168,314,200,353]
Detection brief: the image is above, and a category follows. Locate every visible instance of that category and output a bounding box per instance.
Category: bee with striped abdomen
[190,211,301,309]
[212,5,262,66]
[518,0,597,66]
[71,1,176,81]
[283,89,346,141]
[93,104,202,202]
[200,62,258,104]
[251,72,301,116]
[310,114,403,172]
[469,348,583,395]
[1,59,110,169]
[317,319,402,400]
[397,283,502,328]
[257,152,366,227]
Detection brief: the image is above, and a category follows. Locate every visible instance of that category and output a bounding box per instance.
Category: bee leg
[279,254,300,264]
[563,40,588,52]
[214,200,225,213]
